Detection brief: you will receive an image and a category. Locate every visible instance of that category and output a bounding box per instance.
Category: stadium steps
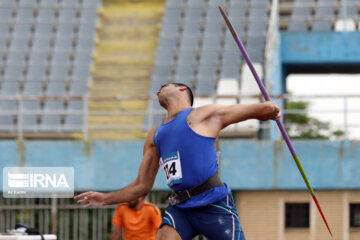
[87,0,164,140]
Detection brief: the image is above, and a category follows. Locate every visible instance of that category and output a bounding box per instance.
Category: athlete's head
[127,196,144,209]
[156,82,194,108]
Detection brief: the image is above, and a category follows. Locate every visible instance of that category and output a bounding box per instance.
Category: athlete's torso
[154,107,230,209]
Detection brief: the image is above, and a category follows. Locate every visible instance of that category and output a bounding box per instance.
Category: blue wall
[1,140,359,192]
[281,32,360,64]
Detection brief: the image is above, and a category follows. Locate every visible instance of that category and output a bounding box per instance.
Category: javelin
[218,6,333,237]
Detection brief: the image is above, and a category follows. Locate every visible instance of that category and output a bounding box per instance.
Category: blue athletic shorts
[160,194,246,240]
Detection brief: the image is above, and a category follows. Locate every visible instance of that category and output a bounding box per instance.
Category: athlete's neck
[165,104,190,122]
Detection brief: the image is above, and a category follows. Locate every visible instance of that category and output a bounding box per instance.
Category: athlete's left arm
[74,125,160,207]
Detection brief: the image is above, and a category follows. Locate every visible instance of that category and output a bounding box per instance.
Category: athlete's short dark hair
[159,82,194,106]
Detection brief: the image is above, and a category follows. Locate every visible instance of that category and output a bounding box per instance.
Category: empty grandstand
[1,0,360,239]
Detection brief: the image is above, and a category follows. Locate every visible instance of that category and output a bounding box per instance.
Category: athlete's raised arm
[188,102,280,137]
[74,125,160,208]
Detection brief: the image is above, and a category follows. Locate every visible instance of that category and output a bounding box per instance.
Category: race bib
[160,151,183,187]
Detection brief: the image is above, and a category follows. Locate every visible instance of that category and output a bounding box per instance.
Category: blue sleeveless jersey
[154,107,230,209]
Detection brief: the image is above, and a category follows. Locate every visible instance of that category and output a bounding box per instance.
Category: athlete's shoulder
[190,104,223,120]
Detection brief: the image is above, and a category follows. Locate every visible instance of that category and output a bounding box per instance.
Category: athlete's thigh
[159,204,197,240]
[189,194,246,240]
[156,225,182,240]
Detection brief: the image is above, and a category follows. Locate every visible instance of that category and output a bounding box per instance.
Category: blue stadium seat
[23,81,43,96]
[64,115,83,132]
[22,100,41,113]
[187,0,206,9]
[1,82,20,95]
[19,0,39,8]
[22,115,39,132]
[26,64,48,81]
[40,114,62,132]
[0,100,17,113]
[288,20,308,32]
[46,82,67,96]
[37,8,56,23]
[0,115,15,131]
[67,100,84,113]
[312,20,332,31]
[44,100,64,113]
[3,64,24,82]
[69,81,88,95]
[0,9,13,23]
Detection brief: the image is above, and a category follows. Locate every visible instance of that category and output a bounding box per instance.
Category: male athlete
[75,83,281,240]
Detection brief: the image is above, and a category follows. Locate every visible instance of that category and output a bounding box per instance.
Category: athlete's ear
[178,86,187,92]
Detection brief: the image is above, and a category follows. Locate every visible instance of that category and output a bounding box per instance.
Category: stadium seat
[0,9,13,23]
[312,20,332,31]
[64,115,83,132]
[58,8,77,23]
[187,0,206,9]
[288,20,308,32]
[152,64,172,79]
[15,8,35,23]
[37,8,56,23]
[250,0,270,8]
[40,114,62,132]
[44,100,64,113]
[67,100,84,113]
[40,0,59,8]
[23,82,44,96]
[184,8,203,22]
[61,0,80,8]
[241,63,263,96]
[46,82,67,96]
[177,50,197,65]
[229,0,248,8]
[222,50,242,65]
[220,66,241,79]
[82,0,100,8]
[0,100,17,113]
[3,65,24,81]
[1,82,20,95]
[162,8,182,25]
[193,97,214,107]
[48,64,70,82]
[69,81,88,95]
[31,37,51,52]
[174,64,194,84]
[22,115,39,132]
[0,115,15,131]
[208,0,227,8]
[166,0,185,9]
[199,51,219,66]
[71,64,91,81]
[338,6,358,19]
[12,23,33,38]
[317,0,338,7]
[195,79,216,96]
[335,19,356,32]
[315,7,335,20]
[26,64,48,81]
[22,100,41,113]
[217,78,239,96]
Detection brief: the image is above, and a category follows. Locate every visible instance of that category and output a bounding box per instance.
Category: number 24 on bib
[160,151,183,187]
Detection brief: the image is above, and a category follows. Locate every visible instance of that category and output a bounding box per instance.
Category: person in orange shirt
[111,196,162,240]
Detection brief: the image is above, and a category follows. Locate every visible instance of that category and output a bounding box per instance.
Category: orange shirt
[112,202,162,240]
